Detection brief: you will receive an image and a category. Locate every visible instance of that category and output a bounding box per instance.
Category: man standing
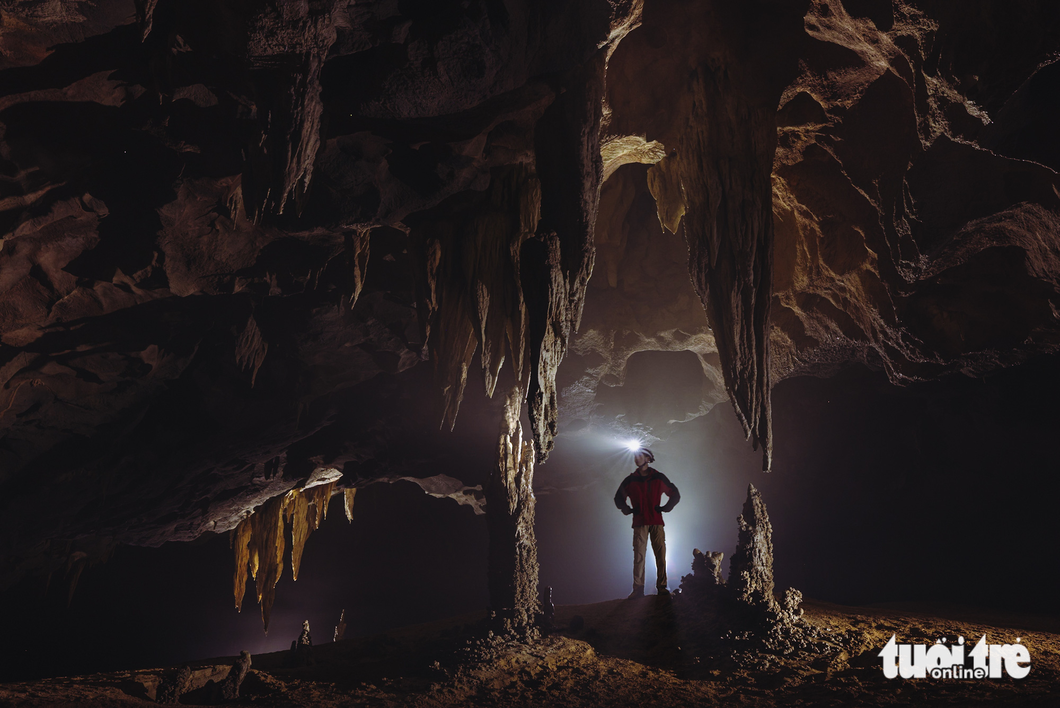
[614,447,681,598]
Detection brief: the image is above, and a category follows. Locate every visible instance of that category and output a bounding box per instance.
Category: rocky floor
[2,598,1059,707]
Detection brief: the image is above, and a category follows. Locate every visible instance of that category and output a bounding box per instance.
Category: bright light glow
[623,438,642,452]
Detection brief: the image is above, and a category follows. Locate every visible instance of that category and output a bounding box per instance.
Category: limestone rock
[155,665,191,704]
[219,651,252,701]
[539,586,556,632]
[2,0,1060,620]
[288,620,314,668]
[679,549,725,599]
[729,484,776,610]
[486,387,540,635]
[334,610,347,643]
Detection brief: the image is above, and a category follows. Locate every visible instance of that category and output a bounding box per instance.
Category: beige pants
[633,525,667,590]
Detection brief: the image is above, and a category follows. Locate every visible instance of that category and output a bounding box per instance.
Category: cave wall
[558,0,1060,464]
[2,0,1060,621]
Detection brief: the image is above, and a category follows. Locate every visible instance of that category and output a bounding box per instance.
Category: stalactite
[415,164,540,429]
[343,228,372,310]
[232,516,253,613]
[676,67,777,472]
[248,493,287,632]
[646,152,686,235]
[285,492,311,583]
[645,0,807,472]
[234,314,268,387]
[232,483,337,630]
[343,488,357,522]
[284,482,334,581]
[242,2,337,220]
[526,50,609,462]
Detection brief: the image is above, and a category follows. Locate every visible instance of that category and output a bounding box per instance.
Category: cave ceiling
[2,0,1060,599]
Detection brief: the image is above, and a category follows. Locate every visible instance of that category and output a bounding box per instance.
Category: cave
[2,0,1060,705]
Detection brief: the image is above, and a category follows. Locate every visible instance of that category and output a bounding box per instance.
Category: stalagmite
[485,386,540,634]
[728,483,776,609]
[288,620,314,667]
[333,609,347,642]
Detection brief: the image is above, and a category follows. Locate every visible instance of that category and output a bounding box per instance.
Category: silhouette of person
[614,447,680,598]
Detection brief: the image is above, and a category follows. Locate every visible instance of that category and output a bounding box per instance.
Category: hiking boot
[627,588,645,599]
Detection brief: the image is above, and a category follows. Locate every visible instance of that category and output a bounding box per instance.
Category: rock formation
[219,651,252,701]
[728,484,777,609]
[680,484,808,653]
[232,483,335,631]
[486,387,540,634]
[155,664,192,704]
[2,0,1060,640]
[539,585,556,632]
[288,620,314,668]
[679,549,725,597]
[334,609,347,643]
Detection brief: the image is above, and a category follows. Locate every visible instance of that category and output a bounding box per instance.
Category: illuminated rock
[288,621,314,668]
[680,549,725,596]
[486,387,540,635]
[232,485,333,630]
[2,0,1060,630]
[729,484,776,609]
[334,609,347,643]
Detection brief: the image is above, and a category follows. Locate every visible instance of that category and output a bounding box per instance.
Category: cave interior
[1,0,1060,690]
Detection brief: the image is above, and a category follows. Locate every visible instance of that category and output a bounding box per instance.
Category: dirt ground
[2,597,1059,707]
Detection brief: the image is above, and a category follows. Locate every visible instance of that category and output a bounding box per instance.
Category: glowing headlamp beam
[623,439,642,452]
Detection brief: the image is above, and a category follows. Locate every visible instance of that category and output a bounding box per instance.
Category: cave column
[485,386,540,635]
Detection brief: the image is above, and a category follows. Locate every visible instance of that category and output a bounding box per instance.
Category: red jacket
[614,468,680,527]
